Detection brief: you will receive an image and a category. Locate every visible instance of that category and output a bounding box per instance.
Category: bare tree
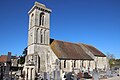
[106,52,115,69]
[106,52,115,59]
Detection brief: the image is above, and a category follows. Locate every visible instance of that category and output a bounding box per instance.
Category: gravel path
[100,76,120,80]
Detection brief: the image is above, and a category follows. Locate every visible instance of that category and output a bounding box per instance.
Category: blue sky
[0,0,120,58]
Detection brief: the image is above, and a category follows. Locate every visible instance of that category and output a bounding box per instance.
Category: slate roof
[50,39,93,60]
[82,44,106,57]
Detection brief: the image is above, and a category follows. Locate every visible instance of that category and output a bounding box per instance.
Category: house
[81,43,108,70]
[0,55,8,66]
[23,2,108,80]
[0,52,21,79]
[0,52,19,67]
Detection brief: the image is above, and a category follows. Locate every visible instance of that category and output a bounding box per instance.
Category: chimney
[7,52,11,62]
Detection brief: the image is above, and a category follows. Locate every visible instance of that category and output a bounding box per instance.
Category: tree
[107,52,115,59]
[22,47,27,57]
[106,52,115,68]
[18,47,27,64]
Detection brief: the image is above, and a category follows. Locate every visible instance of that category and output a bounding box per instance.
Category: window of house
[97,57,98,62]
[64,60,66,68]
[82,61,84,67]
[102,57,104,62]
[89,61,90,67]
[60,60,61,69]
[74,60,76,67]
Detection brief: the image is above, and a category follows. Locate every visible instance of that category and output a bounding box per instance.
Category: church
[23,2,108,80]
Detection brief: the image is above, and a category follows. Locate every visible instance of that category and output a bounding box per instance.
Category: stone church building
[23,2,108,80]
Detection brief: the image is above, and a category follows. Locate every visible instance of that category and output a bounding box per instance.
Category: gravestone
[54,70,60,80]
[93,70,99,80]
[106,70,111,76]
[43,72,53,80]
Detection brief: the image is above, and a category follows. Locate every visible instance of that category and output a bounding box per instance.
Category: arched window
[74,60,76,67]
[44,30,47,44]
[31,68,33,79]
[64,60,66,68]
[38,56,40,72]
[82,61,84,67]
[45,30,49,44]
[41,34,43,43]
[89,61,90,67]
[40,29,43,43]
[40,12,45,26]
[60,60,61,69]
[36,28,39,43]
[30,13,34,28]
[26,68,29,80]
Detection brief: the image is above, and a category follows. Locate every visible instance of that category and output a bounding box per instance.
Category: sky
[0,0,120,58]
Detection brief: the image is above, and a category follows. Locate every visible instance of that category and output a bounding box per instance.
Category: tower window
[40,29,43,44]
[38,56,40,72]
[30,13,34,28]
[44,30,46,44]
[31,13,34,17]
[41,34,43,43]
[36,28,39,43]
[40,12,45,26]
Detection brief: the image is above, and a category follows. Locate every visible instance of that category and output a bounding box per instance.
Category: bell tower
[24,2,51,80]
[28,2,51,55]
